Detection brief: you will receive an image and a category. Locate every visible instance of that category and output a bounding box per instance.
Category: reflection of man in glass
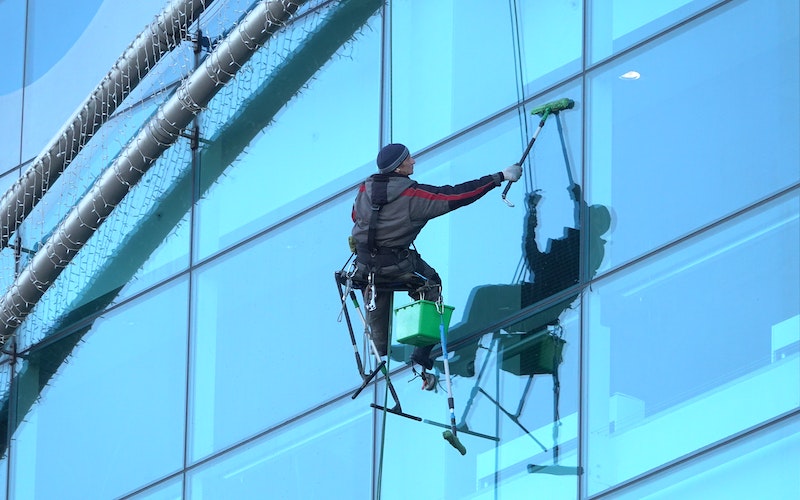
[421,181,611,377]
[522,183,609,308]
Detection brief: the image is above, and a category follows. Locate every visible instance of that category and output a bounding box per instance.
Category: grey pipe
[0,0,212,250]
[0,0,305,339]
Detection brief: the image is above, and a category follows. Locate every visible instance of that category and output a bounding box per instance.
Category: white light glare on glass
[619,71,641,80]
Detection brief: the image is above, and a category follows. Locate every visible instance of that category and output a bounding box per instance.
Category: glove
[502,163,522,182]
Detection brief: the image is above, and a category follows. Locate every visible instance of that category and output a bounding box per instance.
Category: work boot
[421,371,437,391]
[410,346,434,370]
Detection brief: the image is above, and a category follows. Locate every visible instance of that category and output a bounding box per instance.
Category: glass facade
[0,0,797,498]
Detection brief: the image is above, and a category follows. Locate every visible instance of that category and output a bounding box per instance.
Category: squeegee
[501,98,575,207]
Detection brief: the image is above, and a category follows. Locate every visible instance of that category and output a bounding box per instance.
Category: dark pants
[356,249,440,366]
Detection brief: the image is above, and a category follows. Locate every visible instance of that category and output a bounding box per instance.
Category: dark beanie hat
[376,143,409,173]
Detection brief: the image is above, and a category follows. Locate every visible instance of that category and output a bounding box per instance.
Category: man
[350,143,522,389]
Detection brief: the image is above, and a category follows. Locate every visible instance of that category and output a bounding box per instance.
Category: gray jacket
[351,171,504,253]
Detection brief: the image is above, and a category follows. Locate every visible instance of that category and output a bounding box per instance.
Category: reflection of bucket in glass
[394,300,455,346]
[500,332,565,375]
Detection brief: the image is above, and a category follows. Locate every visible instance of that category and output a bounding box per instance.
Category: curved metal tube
[0,0,213,250]
[0,0,304,339]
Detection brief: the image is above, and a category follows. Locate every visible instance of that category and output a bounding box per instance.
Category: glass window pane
[0,362,10,499]
[127,476,183,500]
[0,0,25,172]
[390,0,520,150]
[379,306,582,498]
[587,0,800,272]
[9,279,189,499]
[0,171,21,297]
[14,137,193,349]
[194,2,382,260]
[17,101,157,254]
[613,413,800,500]
[0,455,5,500]
[584,190,800,496]
[21,0,167,161]
[406,85,585,324]
[189,196,363,462]
[589,0,720,64]
[371,85,587,497]
[187,396,372,499]
[519,1,583,96]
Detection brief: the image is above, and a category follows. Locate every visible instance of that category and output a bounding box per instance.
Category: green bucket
[394,300,455,346]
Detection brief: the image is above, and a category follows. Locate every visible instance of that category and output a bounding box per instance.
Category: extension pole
[501,98,575,207]
[439,304,466,455]
[336,275,367,377]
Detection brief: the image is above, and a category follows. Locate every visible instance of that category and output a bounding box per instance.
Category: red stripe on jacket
[400,181,495,202]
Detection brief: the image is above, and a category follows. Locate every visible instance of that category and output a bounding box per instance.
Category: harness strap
[366,175,389,257]
[355,244,410,268]
[364,177,390,312]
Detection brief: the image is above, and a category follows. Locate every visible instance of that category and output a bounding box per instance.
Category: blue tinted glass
[187,396,372,499]
[390,0,519,150]
[587,0,800,272]
[584,190,800,495]
[357,86,587,496]
[25,0,103,83]
[127,476,183,500]
[18,100,164,255]
[378,306,581,498]
[589,0,720,64]
[10,0,195,348]
[405,84,584,324]
[0,362,9,498]
[613,412,800,499]
[0,170,19,198]
[189,195,363,461]
[519,1,583,96]
[14,137,193,349]
[0,456,5,500]
[21,0,167,161]
[0,171,20,296]
[0,0,24,172]
[9,279,189,499]
[194,2,382,260]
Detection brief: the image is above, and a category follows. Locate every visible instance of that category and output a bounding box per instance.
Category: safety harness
[366,176,388,259]
[354,175,409,265]
[355,175,414,310]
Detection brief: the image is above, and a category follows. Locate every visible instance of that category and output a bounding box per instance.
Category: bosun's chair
[334,256,430,421]
[336,256,502,456]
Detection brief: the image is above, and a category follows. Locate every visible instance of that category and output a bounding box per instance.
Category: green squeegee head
[530,98,575,116]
